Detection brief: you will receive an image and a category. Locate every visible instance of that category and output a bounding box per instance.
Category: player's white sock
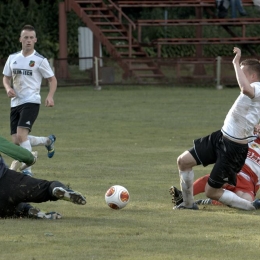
[219,189,255,210]
[20,139,32,152]
[28,135,50,146]
[20,140,32,172]
[179,170,194,207]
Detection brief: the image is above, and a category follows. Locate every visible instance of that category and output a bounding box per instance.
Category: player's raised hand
[232,47,241,65]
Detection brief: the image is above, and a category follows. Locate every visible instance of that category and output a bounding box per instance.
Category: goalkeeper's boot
[53,187,86,205]
[45,135,56,158]
[169,186,183,206]
[28,207,62,219]
[173,202,199,210]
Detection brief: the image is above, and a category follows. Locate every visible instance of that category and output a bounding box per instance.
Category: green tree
[0,0,83,60]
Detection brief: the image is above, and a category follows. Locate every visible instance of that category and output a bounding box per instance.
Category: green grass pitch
[0,85,259,260]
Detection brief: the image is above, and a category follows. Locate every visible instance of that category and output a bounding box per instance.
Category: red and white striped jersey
[240,138,260,186]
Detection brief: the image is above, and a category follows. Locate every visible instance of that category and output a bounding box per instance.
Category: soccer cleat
[28,207,62,219]
[44,212,62,219]
[252,199,260,210]
[169,186,183,206]
[28,207,41,218]
[195,198,213,205]
[53,187,87,205]
[45,135,56,158]
[173,202,199,210]
[22,169,33,177]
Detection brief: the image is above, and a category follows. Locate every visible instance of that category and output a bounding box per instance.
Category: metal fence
[0,56,238,88]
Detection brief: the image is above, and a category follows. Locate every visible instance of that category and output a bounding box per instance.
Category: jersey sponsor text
[13,69,32,76]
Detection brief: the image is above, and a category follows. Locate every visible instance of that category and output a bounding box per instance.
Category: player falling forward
[170,137,260,209]
[174,47,260,211]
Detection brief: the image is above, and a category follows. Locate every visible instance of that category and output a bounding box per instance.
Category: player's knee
[204,188,212,198]
[177,154,188,170]
[205,189,216,199]
[177,151,195,171]
[205,185,221,200]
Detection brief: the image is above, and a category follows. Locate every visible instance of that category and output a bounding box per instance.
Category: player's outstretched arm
[0,135,35,165]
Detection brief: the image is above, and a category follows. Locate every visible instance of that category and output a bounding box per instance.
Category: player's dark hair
[20,25,36,35]
[240,59,260,80]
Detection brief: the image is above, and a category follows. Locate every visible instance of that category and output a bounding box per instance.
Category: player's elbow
[241,85,254,98]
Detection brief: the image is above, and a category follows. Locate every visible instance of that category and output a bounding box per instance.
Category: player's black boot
[173,202,199,210]
[252,199,260,209]
[52,187,87,205]
[169,186,183,206]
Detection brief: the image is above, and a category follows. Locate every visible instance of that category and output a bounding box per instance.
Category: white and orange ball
[105,185,130,209]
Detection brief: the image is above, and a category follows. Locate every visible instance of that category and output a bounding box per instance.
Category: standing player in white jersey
[2,25,57,176]
[174,47,260,210]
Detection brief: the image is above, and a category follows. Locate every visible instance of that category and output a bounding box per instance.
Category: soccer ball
[105,185,130,210]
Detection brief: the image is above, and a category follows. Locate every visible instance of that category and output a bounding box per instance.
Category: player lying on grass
[170,137,260,209]
[0,135,86,219]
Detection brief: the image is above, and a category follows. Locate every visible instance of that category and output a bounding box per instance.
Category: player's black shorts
[10,103,40,135]
[189,130,248,188]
